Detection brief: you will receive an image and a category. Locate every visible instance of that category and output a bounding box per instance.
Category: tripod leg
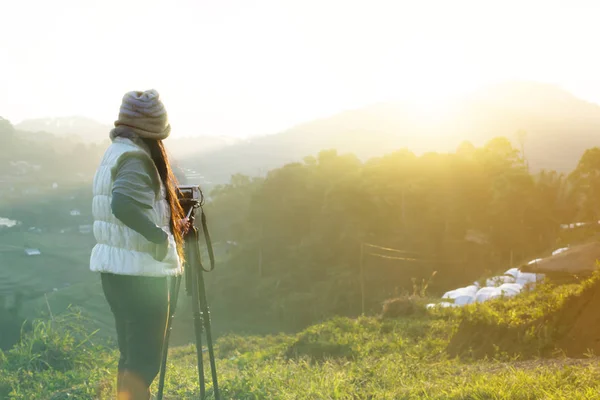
[156,274,182,400]
[185,220,219,400]
[196,270,220,400]
[189,246,207,399]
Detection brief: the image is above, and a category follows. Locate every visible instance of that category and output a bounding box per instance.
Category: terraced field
[0,228,117,339]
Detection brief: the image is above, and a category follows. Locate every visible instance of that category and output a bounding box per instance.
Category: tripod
[156,198,220,400]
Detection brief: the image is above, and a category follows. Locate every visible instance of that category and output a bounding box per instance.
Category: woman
[90,89,188,399]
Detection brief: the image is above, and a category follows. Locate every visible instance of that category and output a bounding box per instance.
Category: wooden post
[44,293,54,321]
[360,242,365,316]
[258,224,264,278]
[258,247,263,278]
[401,187,406,228]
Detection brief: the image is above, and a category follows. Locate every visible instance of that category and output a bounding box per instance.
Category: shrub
[381,295,425,319]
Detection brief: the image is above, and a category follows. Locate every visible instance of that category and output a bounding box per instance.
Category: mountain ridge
[9,81,600,184]
[15,116,112,143]
[179,81,600,184]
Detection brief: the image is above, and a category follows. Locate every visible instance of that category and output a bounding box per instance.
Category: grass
[0,310,115,399]
[3,274,600,399]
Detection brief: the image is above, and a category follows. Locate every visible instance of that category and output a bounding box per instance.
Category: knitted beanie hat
[114,89,171,140]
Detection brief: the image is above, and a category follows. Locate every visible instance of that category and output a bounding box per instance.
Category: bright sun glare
[375,36,487,119]
[2,0,600,138]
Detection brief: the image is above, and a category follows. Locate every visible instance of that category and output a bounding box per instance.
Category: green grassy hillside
[3,273,600,399]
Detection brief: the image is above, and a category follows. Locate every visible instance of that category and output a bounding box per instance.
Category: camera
[178,185,204,219]
[178,185,202,201]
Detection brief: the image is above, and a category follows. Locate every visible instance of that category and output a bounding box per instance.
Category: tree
[516,129,528,169]
[569,147,600,221]
[0,117,14,136]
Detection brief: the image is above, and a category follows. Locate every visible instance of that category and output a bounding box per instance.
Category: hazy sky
[2,0,600,138]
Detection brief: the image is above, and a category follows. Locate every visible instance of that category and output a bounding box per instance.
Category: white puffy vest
[89,137,183,277]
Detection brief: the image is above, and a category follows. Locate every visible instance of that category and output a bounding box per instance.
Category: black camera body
[178,185,203,219]
[178,185,202,202]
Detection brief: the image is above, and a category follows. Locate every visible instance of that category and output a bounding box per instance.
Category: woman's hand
[154,238,169,262]
[152,219,191,262]
[179,217,193,236]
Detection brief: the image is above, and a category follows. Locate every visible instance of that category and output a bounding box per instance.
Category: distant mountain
[166,135,241,159]
[15,116,113,143]
[180,82,600,184]
[168,136,243,186]
[14,116,240,162]
[178,105,424,184]
[444,82,600,171]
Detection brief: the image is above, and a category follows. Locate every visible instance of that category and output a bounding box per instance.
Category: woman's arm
[111,192,167,244]
[111,157,169,261]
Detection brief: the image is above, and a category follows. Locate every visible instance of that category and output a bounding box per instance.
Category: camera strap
[199,207,215,272]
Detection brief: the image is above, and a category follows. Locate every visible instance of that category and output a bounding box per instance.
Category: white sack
[475,287,501,303]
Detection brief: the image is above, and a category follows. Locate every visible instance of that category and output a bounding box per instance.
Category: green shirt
[113,156,160,208]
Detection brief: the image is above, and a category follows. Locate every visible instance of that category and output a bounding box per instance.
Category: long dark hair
[142,138,185,262]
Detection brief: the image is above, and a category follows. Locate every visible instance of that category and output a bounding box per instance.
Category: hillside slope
[4,274,600,399]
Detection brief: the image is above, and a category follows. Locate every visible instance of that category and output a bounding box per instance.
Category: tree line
[202,137,600,331]
[5,113,600,333]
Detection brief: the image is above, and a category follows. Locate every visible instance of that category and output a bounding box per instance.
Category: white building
[24,248,41,256]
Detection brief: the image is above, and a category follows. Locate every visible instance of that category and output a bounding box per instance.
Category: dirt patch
[381,296,422,319]
[448,280,600,359]
[285,336,355,362]
[521,240,600,276]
